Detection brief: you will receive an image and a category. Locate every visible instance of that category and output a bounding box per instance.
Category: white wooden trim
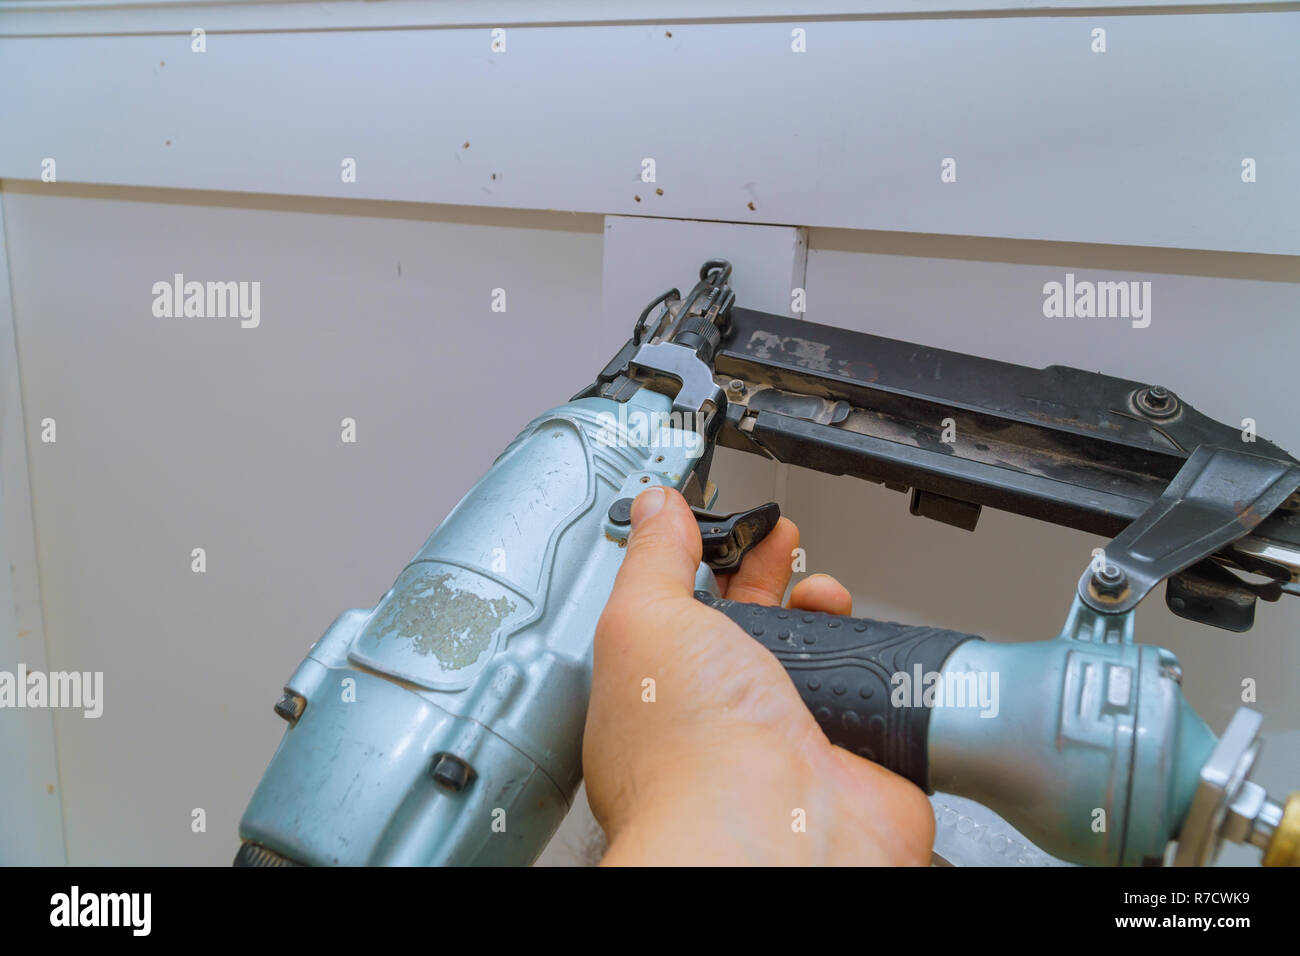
[2,12,1296,254]
[1,1,1287,38]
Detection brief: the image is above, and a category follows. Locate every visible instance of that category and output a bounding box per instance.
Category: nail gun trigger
[692,502,781,574]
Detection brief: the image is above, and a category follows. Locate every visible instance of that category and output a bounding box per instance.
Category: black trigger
[692,502,781,574]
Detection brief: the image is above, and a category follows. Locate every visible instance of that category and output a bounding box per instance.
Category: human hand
[583,485,934,865]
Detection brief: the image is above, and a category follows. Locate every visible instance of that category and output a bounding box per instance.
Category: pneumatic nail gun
[236,259,1300,867]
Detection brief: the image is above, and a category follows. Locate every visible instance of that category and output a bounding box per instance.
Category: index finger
[717,516,800,607]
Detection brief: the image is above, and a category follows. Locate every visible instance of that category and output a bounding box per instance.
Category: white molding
[3,13,1297,254]
[0,1,1288,38]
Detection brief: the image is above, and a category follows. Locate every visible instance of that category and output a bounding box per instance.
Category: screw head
[1091,564,1128,598]
[1135,385,1179,419]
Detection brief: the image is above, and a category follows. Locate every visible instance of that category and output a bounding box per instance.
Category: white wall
[2,183,604,863]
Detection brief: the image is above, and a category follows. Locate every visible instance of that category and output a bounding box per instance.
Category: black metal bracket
[1077,446,1300,617]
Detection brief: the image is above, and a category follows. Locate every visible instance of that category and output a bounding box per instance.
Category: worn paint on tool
[745,330,878,382]
[747,330,832,370]
[375,572,514,669]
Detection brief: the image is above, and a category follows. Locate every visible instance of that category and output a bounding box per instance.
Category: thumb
[608,486,702,606]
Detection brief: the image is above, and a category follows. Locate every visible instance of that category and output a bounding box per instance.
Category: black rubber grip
[696,592,979,792]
